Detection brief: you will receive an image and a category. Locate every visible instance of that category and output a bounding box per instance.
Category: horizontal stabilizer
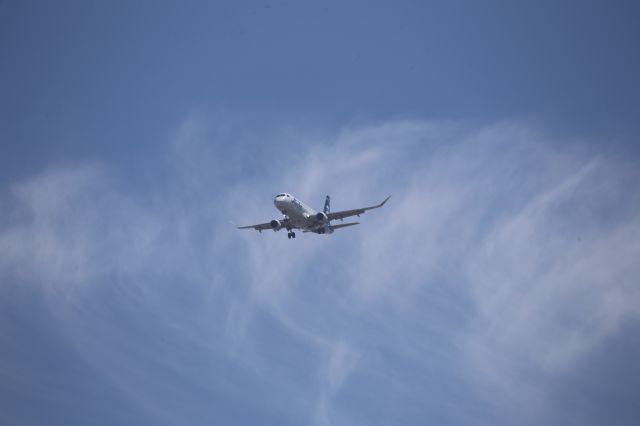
[331,222,359,230]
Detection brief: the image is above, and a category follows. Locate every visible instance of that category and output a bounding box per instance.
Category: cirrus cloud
[1,117,639,425]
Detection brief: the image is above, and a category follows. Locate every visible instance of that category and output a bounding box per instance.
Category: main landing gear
[287,231,296,239]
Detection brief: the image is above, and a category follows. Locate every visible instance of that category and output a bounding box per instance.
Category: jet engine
[315,225,334,234]
[315,212,328,222]
[270,219,282,230]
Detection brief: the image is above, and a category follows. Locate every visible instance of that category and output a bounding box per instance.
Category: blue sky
[1,1,640,425]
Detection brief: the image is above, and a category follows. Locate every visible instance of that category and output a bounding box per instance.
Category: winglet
[377,195,391,208]
[361,195,392,212]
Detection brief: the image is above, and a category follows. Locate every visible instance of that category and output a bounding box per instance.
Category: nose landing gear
[287,231,296,239]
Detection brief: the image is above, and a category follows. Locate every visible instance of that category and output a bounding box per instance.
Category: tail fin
[323,195,330,214]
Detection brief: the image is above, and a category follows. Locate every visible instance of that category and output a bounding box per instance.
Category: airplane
[237,193,391,239]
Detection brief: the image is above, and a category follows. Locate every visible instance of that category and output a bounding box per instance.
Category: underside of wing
[237,222,275,231]
[327,195,391,221]
[237,217,297,232]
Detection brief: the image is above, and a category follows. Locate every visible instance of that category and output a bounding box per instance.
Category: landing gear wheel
[291,232,296,238]
[287,232,291,239]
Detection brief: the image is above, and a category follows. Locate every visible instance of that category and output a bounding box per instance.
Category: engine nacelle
[315,212,328,222]
[270,219,282,230]
[314,225,333,234]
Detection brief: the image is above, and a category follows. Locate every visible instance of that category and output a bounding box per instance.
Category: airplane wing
[237,218,297,232]
[237,222,276,232]
[327,195,391,221]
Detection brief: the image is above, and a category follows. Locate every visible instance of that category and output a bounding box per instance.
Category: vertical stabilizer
[323,195,330,214]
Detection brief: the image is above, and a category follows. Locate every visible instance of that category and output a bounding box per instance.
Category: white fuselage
[273,193,330,233]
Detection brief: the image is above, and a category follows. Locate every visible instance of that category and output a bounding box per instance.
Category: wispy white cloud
[461,155,640,410]
[1,164,108,294]
[313,339,360,426]
[1,116,639,425]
